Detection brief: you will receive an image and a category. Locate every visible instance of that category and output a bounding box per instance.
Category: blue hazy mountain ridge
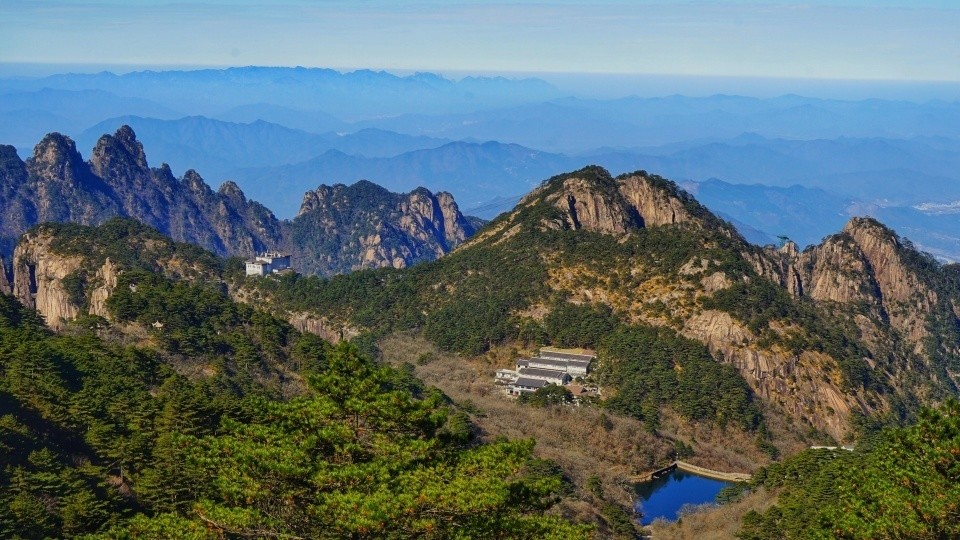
[588,134,960,204]
[350,95,960,153]
[233,141,582,217]
[0,67,563,118]
[76,116,452,182]
[4,69,959,150]
[214,103,349,134]
[683,178,960,262]
[0,88,180,149]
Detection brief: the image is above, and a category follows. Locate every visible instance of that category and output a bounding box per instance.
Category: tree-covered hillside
[737,400,960,539]
[243,166,960,446]
[0,222,592,538]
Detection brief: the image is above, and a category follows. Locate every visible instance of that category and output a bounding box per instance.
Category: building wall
[245,262,271,276]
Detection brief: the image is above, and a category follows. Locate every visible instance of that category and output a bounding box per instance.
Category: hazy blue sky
[2,1,959,81]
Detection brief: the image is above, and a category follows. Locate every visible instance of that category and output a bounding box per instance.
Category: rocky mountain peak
[834,216,931,306]
[182,169,210,194]
[28,133,88,184]
[618,172,696,228]
[152,163,178,188]
[291,180,476,275]
[517,166,709,235]
[89,125,150,180]
[297,190,322,217]
[435,191,473,247]
[779,240,800,257]
[218,180,247,203]
[764,215,940,356]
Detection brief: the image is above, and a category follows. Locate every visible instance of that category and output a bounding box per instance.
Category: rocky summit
[293,181,474,275]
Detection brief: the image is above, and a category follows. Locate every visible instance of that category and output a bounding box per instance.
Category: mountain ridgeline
[242,166,960,441]
[3,162,960,537]
[0,126,476,276]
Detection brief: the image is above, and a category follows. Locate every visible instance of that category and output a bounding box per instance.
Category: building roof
[566,359,592,368]
[538,350,596,362]
[528,358,569,369]
[513,377,548,389]
[518,367,569,379]
[516,359,530,367]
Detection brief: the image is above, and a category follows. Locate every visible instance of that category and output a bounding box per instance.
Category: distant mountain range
[682,178,960,262]
[2,66,959,261]
[349,94,960,153]
[0,67,562,119]
[76,116,452,184]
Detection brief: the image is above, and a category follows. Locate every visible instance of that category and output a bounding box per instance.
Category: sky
[1,0,959,82]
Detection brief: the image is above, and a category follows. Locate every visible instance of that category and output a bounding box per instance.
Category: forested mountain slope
[736,399,960,539]
[0,127,476,276]
[245,166,960,441]
[0,219,590,539]
[5,171,960,538]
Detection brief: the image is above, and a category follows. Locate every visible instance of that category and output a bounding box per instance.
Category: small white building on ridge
[246,252,292,277]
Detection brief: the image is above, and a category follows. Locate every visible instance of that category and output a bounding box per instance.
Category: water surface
[634,468,732,525]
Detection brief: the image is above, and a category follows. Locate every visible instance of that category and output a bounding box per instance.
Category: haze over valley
[4,68,960,260]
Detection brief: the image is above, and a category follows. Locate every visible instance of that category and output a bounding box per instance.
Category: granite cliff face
[291,180,475,275]
[11,233,84,329]
[764,217,943,357]
[0,127,476,277]
[8,221,224,330]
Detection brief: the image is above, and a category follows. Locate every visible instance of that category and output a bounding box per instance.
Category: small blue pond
[634,468,732,525]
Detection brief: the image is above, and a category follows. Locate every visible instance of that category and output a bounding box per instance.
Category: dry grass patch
[379,333,672,506]
[379,333,796,539]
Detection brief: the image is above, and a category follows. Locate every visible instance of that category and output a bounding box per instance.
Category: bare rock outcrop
[88,259,120,319]
[553,176,637,233]
[12,232,85,329]
[765,217,938,353]
[11,231,128,329]
[524,167,707,235]
[618,173,692,227]
[286,312,360,344]
[291,181,476,275]
[683,310,860,438]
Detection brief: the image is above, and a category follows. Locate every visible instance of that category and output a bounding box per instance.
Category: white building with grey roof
[499,348,595,396]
